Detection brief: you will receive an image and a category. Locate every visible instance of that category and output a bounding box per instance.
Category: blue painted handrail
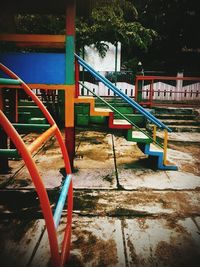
[75,54,172,132]
[53,174,72,229]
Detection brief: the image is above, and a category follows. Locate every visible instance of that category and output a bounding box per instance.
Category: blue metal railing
[75,54,172,132]
[53,174,72,228]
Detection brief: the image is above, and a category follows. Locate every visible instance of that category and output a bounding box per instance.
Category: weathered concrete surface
[74,131,117,189]
[0,219,46,267]
[124,217,200,267]
[0,129,200,266]
[73,190,200,217]
[118,169,200,190]
[157,132,200,143]
[68,216,126,267]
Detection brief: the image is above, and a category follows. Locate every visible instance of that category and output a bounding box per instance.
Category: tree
[76,0,156,59]
[133,0,200,72]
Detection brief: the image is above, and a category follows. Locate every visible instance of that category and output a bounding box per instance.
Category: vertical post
[149,79,153,107]
[153,125,157,142]
[136,62,144,103]
[0,89,9,173]
[134,76,138,101]
[65,0,76,170]
[75,59,79,98]
[114,42,118,105]
[9,88,17,149]
[163,129,168,165]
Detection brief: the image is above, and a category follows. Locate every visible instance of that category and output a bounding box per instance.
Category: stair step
[113,119,131,126]
[167,125,200,132]
[18,100,36,106]
[156,114,196,120]
[130,131,151,144]
[154,107,194,115]
[28,117,47,124]
[132,131,150,139]
[12,123,50,132]
[157,120,199,126]
[149,143,162,153]
[94,107,112,113]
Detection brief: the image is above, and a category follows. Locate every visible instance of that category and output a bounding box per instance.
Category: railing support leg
[153,125,157,142]
[163,129,168,165]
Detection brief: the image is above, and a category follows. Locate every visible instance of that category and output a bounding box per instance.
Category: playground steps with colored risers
[14,93,177,170]
[75,96,177,171]
[150,107,200,132]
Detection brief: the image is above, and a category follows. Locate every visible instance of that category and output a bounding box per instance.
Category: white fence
[79,81,135,97]
[79,81,200,102]
[142,81,200,101]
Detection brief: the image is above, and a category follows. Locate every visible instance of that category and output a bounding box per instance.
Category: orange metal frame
[0,34,65,48]
[0,63,73,267]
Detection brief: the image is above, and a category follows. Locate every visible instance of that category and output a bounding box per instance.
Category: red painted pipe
[0,63,73,265]
[0,110,61,266]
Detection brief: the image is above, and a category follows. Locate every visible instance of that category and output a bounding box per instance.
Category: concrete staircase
[152,107,200,132]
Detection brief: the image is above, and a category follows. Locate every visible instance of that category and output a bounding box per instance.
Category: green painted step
[90,116,107,124]
[12,123,50,132]
[127,129,151,144]
[75,104,90,115]
[18,100,37,106]
[115,113,146,127]
[28,117,47,124]
[18,112,31,123]
[18,106,44,117]
[76,114,89,126]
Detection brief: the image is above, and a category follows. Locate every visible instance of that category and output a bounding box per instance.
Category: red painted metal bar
[15,89,18,122]
[135,74,200,107]
[149,80,153,107]
[66,0,76,36]
[0,63,73,265]
[0,110,61,266]
[136,75,200,81]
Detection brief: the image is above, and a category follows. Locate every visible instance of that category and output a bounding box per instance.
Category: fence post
[136,62,144,103]
[149,79,154,107]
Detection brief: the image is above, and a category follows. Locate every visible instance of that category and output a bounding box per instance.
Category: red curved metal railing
[0,63,73,267]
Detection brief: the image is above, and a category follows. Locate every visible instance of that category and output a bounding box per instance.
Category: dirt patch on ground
[69,228,118,267]
[73,190,200,217]
[169,143,200,175]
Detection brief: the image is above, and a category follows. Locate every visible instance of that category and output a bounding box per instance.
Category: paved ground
[0,129,200,267]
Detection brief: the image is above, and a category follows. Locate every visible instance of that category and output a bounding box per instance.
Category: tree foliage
[76,0,156,56]
[133,0,200,71]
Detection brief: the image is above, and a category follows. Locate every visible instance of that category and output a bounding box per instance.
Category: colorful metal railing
[75,56,175,167]
[135,75,200,107]
[79,81,163,148]
[0,63,73,267]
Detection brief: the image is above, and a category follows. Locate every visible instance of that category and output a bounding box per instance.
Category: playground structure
[0,1,180,264]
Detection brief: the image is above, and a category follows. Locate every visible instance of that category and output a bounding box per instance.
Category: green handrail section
[79,82,163,148]
[0,78,21,85]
